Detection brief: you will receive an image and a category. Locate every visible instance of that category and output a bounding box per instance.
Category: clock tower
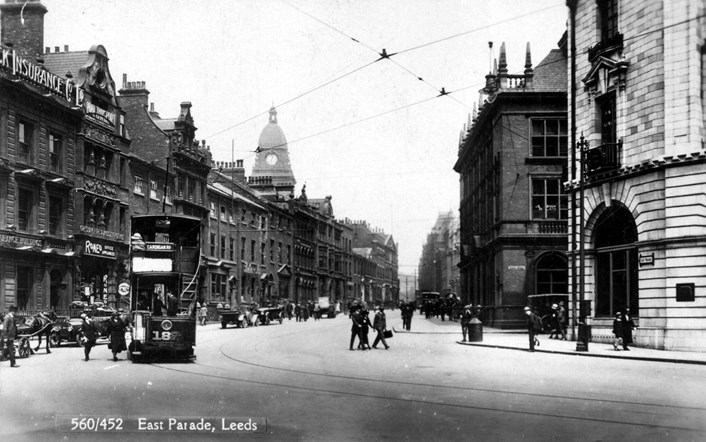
[250,106,296,199]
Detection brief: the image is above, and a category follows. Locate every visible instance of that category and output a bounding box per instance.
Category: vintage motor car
[50,316,83,346]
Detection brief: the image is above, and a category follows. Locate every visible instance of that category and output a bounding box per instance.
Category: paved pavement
[391,312,706,365]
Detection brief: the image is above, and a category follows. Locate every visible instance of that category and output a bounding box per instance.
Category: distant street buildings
[417,211,460,299]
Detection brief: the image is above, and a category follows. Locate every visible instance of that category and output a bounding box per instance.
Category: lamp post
[576,133,590,352]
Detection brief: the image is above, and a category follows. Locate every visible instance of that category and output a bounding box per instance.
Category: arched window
[594,206,638,316]
[536,253,568,294]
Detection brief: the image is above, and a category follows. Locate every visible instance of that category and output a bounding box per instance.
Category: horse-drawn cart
[0,335,33,361]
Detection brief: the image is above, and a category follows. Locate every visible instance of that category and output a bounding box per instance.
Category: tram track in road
[146,322,706,435]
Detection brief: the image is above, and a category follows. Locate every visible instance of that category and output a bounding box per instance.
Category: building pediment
[582,55,629,97]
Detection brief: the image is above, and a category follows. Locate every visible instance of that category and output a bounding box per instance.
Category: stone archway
[592,205,639,317]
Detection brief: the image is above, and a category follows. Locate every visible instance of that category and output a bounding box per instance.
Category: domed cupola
[250,106,296,199]
[258,106,288,150]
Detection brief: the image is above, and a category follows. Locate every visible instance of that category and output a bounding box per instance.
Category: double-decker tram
[127,214,201,362]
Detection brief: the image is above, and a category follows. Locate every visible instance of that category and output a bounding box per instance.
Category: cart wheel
[50,332,61,347]
[18,338,32,358]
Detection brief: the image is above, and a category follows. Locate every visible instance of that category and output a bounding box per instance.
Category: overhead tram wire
[280,0,473,110]
[229,80,485,164]
[204,59,378,140]
[206,4,565,141]
[393,3,565,56]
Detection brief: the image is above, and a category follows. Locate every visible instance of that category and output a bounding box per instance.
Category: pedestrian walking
[461,305,473,342]
[349,306,363,350]
[314,303,321,321]
[199,303,208,326]
[359,309,372,350]
[295,304,302,322]
[1,305,19,368]
[107,313,127,362]
[372,306,390,349]
[612,311,624,351]
[621,308,636,350]
[556,301,567,340]
[80,312,98,361]
[548,304,560,339]
[524,306,542,352]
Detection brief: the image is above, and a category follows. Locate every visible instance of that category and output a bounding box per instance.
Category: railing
[586,141,622,175]
[538,221,568,234]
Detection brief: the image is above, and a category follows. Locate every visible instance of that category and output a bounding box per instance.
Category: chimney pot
[64,45,69,52]
[122,73,127,89]
[54,46,59,53]
[150,103,154,112]
[45,46,50,53]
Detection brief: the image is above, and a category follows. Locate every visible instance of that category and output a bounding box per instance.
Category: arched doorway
[49,268,64,309]
[593,206,639,317]
[535,252,568,294]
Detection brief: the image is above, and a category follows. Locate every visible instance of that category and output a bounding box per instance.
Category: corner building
[567,0,706,350]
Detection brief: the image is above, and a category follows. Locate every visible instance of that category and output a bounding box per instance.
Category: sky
[40,0,567,270]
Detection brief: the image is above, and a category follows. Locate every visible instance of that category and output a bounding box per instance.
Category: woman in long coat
[621,308,636,350]
[107,314,127,362]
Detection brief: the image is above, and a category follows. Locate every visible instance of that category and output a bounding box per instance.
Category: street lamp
[576,133,591,352]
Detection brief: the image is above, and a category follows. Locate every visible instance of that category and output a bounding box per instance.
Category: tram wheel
[18,338,32,358]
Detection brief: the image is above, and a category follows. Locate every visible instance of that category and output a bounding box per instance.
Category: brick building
[0,1,83,311]
[454,40,568,328]
[417,212,460,298]
[567,0,706,351]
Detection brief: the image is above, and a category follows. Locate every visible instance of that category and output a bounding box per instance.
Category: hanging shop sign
[1,46,84,105]
[83,239,116,258]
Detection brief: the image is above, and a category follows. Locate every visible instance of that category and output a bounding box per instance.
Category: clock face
[266,153,278,166]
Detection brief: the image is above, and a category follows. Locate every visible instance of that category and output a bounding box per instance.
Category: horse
[25,310,57,354]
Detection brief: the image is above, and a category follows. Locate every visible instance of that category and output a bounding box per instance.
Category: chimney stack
[0,1,48,60]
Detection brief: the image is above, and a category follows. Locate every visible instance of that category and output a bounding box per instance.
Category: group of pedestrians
[349,304,390,350]
[612,308,637,351]
[80,311,128,362]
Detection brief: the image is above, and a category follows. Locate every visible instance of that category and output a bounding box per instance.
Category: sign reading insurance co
[1,46,84,105]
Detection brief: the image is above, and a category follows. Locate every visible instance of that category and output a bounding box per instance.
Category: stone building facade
[567,0,706,350]
[454,40,568,328]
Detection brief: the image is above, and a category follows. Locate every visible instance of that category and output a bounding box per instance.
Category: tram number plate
[152,331,175,341]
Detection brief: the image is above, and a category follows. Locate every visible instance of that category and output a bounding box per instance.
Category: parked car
[50,316,83,346]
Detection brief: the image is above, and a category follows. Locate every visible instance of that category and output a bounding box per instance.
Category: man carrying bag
[372,306,390,350]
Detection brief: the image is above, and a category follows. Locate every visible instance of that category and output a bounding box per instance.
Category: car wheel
[49,332,61,347]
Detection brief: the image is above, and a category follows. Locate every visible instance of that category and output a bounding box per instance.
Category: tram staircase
[180,274,197,306]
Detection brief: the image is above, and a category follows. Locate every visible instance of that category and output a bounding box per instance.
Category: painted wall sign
[1,46,84,105]
[145,243,174,252]
[0,234,41,247]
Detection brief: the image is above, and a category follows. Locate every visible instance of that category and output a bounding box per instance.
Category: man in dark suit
[1,305,19,367]
[524,306,542,352]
